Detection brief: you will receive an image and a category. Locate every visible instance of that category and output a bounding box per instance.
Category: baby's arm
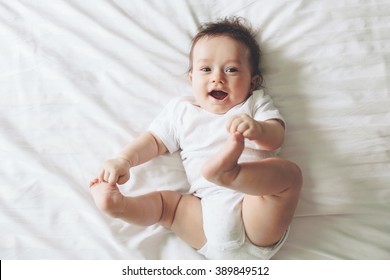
[99,132,167,185]
[227,114,284,151]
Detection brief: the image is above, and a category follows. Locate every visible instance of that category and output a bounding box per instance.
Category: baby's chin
[199,102,236,115]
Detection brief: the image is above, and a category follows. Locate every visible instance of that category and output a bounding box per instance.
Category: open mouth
[209,90,228,100]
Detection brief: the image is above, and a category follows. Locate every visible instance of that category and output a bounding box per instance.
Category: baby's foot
[202,132,245,186]
[89,179,125,217]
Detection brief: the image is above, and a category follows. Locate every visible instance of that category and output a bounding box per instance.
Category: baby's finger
[237,121,250,133]
[98,169,105,182]
[230,118,244,134]
[242,129,253,139]
[103,171,111,183]
[108,172,118,185]
[226,115,239,132]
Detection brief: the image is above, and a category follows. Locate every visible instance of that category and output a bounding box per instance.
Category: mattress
[1,0,389,259]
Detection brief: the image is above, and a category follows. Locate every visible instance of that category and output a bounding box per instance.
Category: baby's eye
[225,67,238,73]
[200,67,211,72]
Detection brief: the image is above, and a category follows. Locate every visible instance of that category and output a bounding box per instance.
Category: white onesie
[149,89,288,259]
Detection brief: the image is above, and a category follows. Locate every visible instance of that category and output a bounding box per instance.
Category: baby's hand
[99,157,131,185]
[227,114,263,140]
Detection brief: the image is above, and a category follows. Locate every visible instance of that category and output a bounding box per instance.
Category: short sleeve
[251,90,286,128]
[148,99,181,154]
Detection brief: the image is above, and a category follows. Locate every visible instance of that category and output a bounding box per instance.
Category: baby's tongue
[210,90,228,100]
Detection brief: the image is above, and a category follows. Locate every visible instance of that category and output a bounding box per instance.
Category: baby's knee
[158,191,182,229]
[289,161,303,191]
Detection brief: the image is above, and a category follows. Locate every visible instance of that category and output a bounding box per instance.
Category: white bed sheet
[1,0,389,259]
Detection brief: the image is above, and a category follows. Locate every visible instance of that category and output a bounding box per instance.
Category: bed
[1,0,389,260]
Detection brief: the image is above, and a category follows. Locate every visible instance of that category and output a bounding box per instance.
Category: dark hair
[189,16,263,89]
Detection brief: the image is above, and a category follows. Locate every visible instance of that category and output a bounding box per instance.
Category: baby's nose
[211,70,225,84]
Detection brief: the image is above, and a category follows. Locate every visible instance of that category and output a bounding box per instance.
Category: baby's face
[189,35,258,114]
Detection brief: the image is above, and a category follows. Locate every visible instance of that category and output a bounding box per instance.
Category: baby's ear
[188,71,193,81]
[250,75,261,91]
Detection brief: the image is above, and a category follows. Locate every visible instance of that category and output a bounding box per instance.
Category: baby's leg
[90,180,180,227]
[170,194,206,249]
[202,133,302,246]
[202,132,245,189]
[202,132,301,196]
[90,180,206,249]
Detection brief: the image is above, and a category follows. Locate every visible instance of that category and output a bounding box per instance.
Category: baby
[90,17,302,260]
